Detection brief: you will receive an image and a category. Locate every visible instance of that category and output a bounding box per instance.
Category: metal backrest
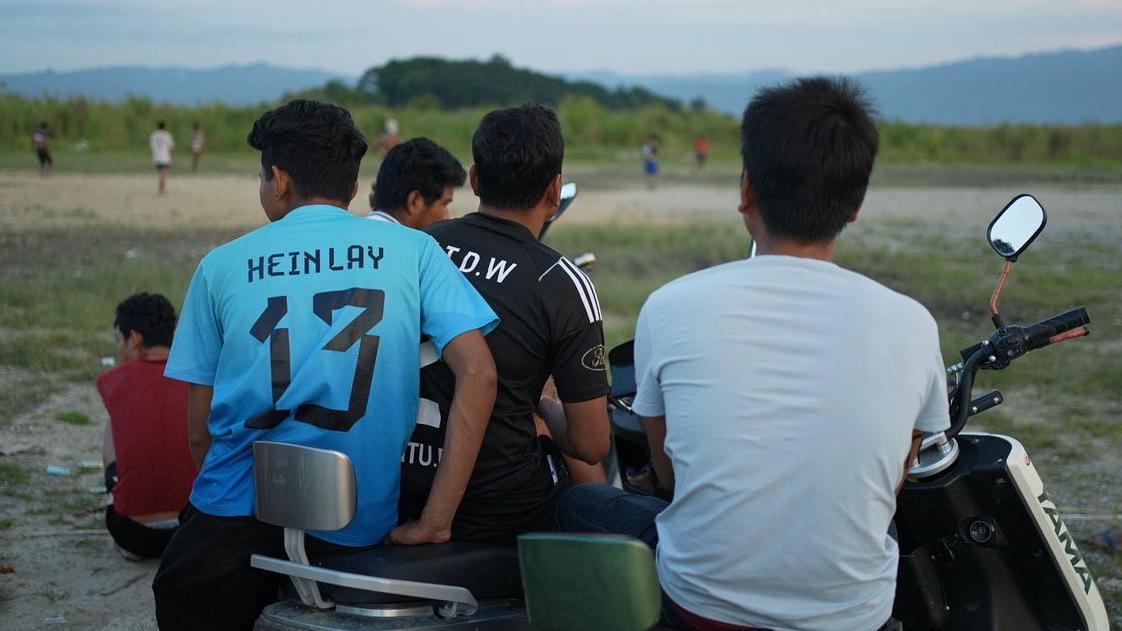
[253,441,357,532]
[518,533,661,631]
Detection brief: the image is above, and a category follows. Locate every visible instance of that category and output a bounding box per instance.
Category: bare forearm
[536,397,573,452]
[186,384,213,469]
[898,431,924,494]
[420,368,494,530]
[642,415,674,492]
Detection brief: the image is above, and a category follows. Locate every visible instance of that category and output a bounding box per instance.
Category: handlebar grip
[1023,308,1090,350]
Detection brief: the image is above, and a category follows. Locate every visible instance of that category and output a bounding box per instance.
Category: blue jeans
[556,483,668,548]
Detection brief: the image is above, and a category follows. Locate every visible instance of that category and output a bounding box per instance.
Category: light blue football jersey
[166,204,497,546]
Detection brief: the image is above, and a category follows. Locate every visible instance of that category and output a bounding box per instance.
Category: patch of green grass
[54,410,90,425]
[0,518,12,529]
[0,462,29,495]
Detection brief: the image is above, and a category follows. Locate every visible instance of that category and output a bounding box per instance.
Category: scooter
[252,194,1108,631]
[607,194,1109,630]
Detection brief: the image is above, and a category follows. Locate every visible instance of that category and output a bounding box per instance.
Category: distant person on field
[150,121,175,194]
[641,134,660,189]
[98,292,198,560]
[368,137,466,228]
[190,123,205,172]
[378,118,402,157]
[33,121,52,175]
[694,135,709,171]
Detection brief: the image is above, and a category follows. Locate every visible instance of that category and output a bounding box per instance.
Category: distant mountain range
[0,63,350,106]
[570,45,1122,125]
[2,45,1120,124]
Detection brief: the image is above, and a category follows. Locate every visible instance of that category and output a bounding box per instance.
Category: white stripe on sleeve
[556,258,597,323]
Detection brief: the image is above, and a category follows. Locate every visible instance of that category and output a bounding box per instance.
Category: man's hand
[386,519,451,546]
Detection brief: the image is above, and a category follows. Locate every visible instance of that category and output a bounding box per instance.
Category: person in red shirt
[98,293,198,560]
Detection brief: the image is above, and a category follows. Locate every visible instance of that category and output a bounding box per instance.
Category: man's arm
[102,420,116,468]
[898,429,924,494]
[642,415,674,492]
[186,384,213,469]
[536,395,610,465]
[388,330,496,545]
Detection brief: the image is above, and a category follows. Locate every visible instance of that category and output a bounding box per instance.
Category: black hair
[247,99,368,204]
[740,76,879,242]
[471,103,564,210]
[157,120,166,130]
[372,137,466,211]
[114,292,177,348]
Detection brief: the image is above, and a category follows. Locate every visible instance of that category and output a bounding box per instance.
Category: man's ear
[469,165,481,196]
[127,330,144,352]
[848,197,864,225]
[542,174,562,208]
[405,190,425,217]
[738,169,755,217]
[271,165,291,200]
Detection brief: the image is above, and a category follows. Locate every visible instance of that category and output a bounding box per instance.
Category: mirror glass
[988,194,1046,259]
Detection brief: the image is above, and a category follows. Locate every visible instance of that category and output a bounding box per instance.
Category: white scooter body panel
[978,433,1109,630]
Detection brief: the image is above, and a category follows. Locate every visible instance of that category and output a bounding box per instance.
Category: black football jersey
[399,212,608,541]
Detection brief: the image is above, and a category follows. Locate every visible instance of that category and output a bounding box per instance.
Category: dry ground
[0,170,1119,630]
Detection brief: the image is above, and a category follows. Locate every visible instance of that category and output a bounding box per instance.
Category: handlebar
[1023,308,1090,350]
[948,306,1089,439]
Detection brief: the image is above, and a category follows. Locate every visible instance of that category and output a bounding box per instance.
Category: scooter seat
[309,542,522,605]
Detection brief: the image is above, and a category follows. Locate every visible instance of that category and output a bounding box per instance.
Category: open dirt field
[1,170,1120,630]
[2,171,1120,233]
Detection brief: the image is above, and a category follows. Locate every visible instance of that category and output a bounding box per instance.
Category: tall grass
[3,94,1121,167]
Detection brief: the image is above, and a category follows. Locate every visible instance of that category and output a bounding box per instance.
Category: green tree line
[288,55,682,111]
[2,93,1120,166]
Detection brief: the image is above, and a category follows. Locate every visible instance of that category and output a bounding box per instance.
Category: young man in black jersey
[399,103,611,544]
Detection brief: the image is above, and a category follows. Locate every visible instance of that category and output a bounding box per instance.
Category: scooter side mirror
[540,181,577,240]
[988,194,1047,261]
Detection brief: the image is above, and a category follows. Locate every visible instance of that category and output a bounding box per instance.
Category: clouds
[0,0,1119,75]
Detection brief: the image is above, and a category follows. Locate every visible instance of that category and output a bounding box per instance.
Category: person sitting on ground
[558,77,950,631]
[368,137,466,228]
[152,99,499,631]
[98,292,198,560]
[399,103,611,545]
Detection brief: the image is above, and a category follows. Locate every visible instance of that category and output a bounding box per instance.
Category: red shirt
[97,358,197,517]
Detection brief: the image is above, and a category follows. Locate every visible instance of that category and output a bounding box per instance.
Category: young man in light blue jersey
[153,99,499,631]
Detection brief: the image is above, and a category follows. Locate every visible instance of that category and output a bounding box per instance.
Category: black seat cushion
[308,542,522,605]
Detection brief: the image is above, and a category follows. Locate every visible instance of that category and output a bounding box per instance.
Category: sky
[2,0,1121,76]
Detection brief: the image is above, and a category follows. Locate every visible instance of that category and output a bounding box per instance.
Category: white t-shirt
[150,130,175,165]
[367,210,400,224]
[632,255,949,631]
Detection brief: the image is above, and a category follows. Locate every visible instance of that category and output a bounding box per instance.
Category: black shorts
[103,462,177,558]
[153,503,361,631]
[36,148,52,166]
[155,163,170,171]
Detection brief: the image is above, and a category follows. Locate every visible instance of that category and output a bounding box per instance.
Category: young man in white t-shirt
[367,137,465,228]
[149,121,175,194]
[558,77,950,631]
